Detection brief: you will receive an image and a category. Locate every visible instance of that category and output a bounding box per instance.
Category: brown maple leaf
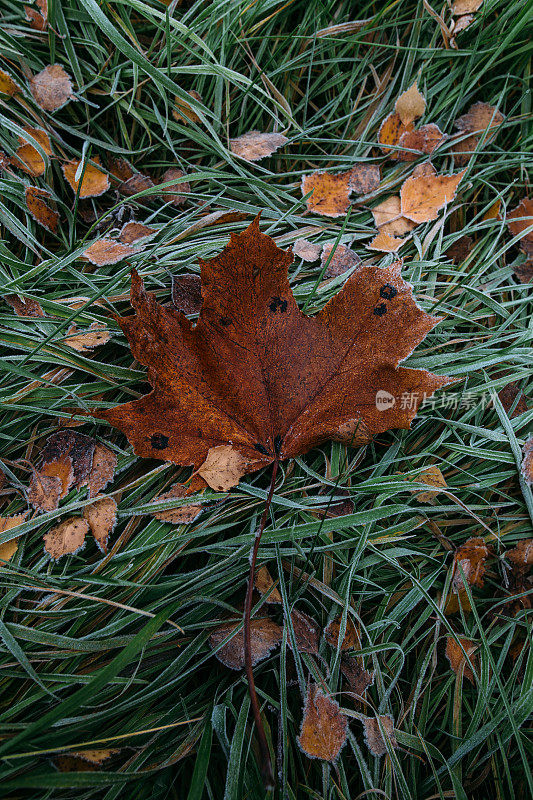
[94,216,454,482]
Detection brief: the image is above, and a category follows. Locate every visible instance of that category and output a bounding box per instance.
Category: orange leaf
[398,123,445,161]
[82,238,141,266]
[445,635,477,683]
[43,516,89,560]
[29,64,74,111]
[230,131,288,162]
[254,565,282,603]
[452,537,490,592]
[83,497,117,554]
[14,127,52,176]
[208,616,282,669]
[159,167,190,206]
[367,231,408,253]
[302,165,380,216]
[400,163,466,223]
[324,613,359,650]
[362,714,397,756]
[297,684,348,761]
[62,157,109,198]
[452,102,504,165]
[395,81,426,127]
[25,186,59,232]
[0,68,21,96]
[378,112,414,159]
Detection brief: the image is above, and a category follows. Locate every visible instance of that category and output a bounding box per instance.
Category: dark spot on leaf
[380,284,397,300]
[254,443,271,455]
[150,434,169,449]
[220,317,231,326]
[269,297,287,313]
[373,303,387,317]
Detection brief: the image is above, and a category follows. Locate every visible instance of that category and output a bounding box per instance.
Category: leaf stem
[243,456,279,790]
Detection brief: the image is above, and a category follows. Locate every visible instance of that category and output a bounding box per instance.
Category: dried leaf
[24,2,47,30]
[64,323,110,352]
[151,481,204,524]
[341,656,374,696]
[230,131,288,162]
[362,714,397,756]
[521,438,533,485]
[297,684,348,762]
[120,173,155,196]
[0,514,28,563]
[159,167,190,206]
[171,274,202,315]
[400,163,466,223]
[497,381,528,419]
[411,465,447,503]
[395,81,426,127]
[324,614,359,650]
[88,443,117,498]
[119,222,156,245]
[452,102,504,165]
[29,64,74,111]
[83,497,117,553]
[54,749,119,772]
[367,231,408,253]
[452,0,483,13]
[506,539,533,572]
[173,90,203,124]
[445,635,477,683]
[398,123,445,161]
[288,609,320,655]
[507,198,533,257]
[197,444,250,492]
[25,186,59,233]
[513,257,533,284]
[452,537,490,592]
[208,616,282,669]
[94,217,454,490]
[447,235,473,264]
[14,127,52,176]
[378,112,414,159]
[293,238,321,262]
[321,243,361,277]
[82,239,141,266]
[450,14,475,38]
[254,564,282,603]
[302,165,380,216]
[371,196,417,237]
[44,516,89,560]
[0,69,21,96]
[5,294,44,317]
[28,474,62,513]
[62,157,109,199]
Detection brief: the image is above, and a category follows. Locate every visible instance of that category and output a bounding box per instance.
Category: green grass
[0,0,532,797]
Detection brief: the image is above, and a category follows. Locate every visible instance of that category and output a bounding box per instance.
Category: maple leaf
[95,216,454,484]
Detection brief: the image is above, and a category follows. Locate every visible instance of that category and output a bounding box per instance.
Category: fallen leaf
[107,156,134,182]
[159,167,190,206]
[313,488,354,519]
[452,0,483,13]
[64,323,110,352]
[321,243,361,277]
[24,0,47,30]
[119,222,156,245]
[44,516,89,560]
[197,444,250,491]
[0,69,21,96]
[297,684,348,761]
[82,239,141,266]
[302,164,380,216]
[514,258,533,284]
[452,537,490,592]
[498,381,528,419]
[362,714,397,756]
[398,123,445,161]
[171,274,203,315]
[254,564,282,603]
[400,163,466,223]
[54,749,119,772]
[450,14,475,39]
[341,656,374,696]
[25,186,59,233]
[288,609,320,655]
[14,127,52,176]
[62,157,109,199]
[367,231,408,253]
[151,481,204,524]
[447,235,473,264]
[521,438,533,485]
[28,432,112,512]
[411,465,447,503]
[173,90,203,124]
[293,238,321,262]
[378,112,415,159]
[5,294,44,317]
[0,514,28,563]
[507,198,533,257]
[452,102,504,165]
[208,616,282,669]
[119,173,155,196]
[371,196,417,237]
[88,443,117,497]
[395,81,426,127]
[29,64,74,112]
[324,614,359,650]
[94,217,454,490]
[445,635,477,683]
[506,539,533,572]
[83,497,117,553]
[230,131,288,162]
